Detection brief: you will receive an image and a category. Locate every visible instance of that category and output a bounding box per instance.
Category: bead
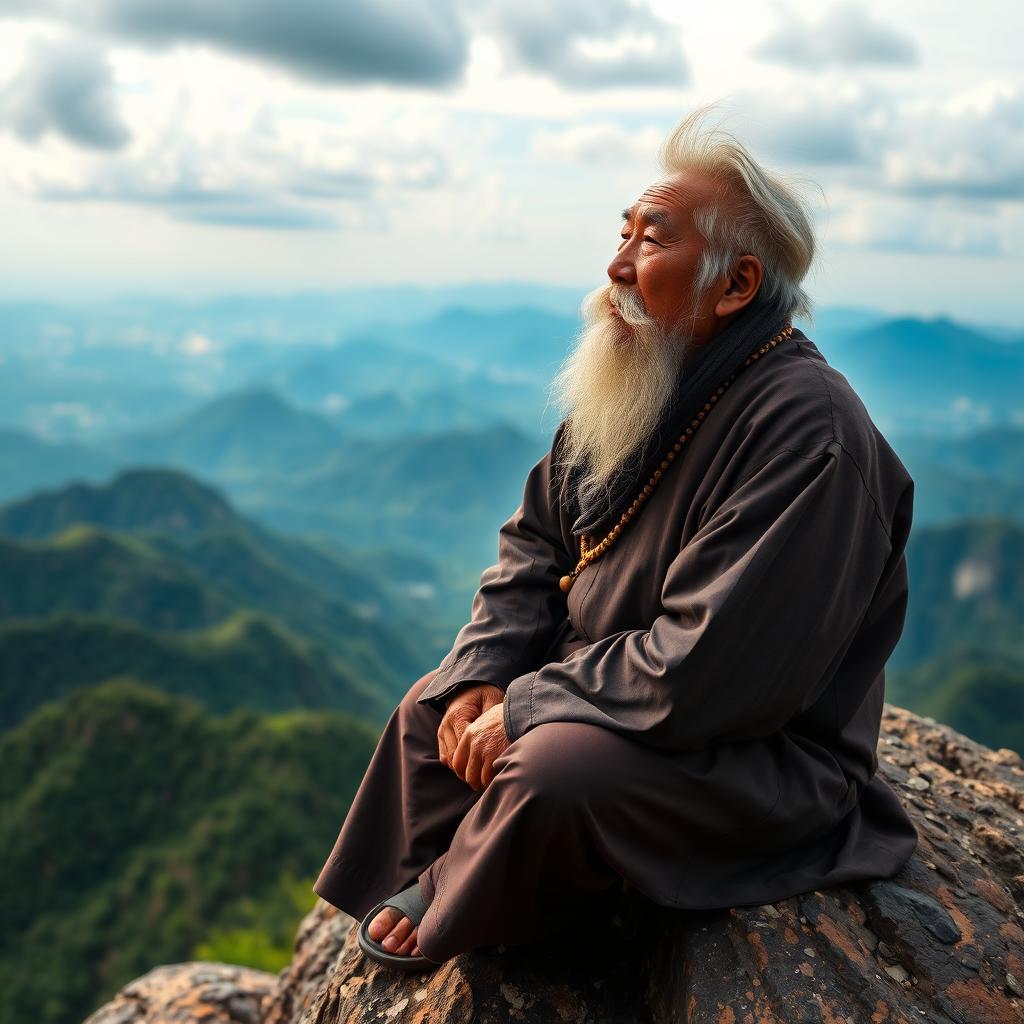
[559,574,573,592]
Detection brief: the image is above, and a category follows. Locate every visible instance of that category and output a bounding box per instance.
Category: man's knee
[495,721,622,806]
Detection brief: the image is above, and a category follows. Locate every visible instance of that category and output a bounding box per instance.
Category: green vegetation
[0,609,393,731]
[888,653,1024,754]
[193,869,321,972]
[0,679,377,1024]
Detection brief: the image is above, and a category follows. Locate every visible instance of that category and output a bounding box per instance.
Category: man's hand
[438,683,504,772]
[449,702,510,791]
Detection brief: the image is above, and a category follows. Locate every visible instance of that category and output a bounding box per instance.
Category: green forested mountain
[0,464,238,538]
[0,610,393,731]
[898,517,1024,669]
[0,679,377,1024]
[888,653,1024,756]
[889,517,1024,754]
[0,468,441,694]
[0,525,235,630]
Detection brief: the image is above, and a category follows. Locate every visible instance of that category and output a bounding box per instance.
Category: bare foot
[367,905,423,957]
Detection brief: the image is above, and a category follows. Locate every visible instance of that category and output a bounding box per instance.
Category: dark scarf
[554,289,792,540]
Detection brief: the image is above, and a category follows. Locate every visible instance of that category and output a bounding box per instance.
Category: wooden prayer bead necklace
[558,323,794,594]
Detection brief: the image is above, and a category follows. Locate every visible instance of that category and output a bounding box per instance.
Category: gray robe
[415,327,919,904]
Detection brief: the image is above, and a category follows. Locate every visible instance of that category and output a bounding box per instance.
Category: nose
[607,246,637,286]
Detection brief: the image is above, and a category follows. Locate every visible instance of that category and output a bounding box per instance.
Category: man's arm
[499,440,898,750]
[416,422,575,714]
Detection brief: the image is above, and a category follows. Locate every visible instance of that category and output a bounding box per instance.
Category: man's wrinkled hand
[449,702,510,791]
[438,683,504,771]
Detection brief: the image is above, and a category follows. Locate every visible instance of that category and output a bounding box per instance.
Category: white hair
[657,104,818,324]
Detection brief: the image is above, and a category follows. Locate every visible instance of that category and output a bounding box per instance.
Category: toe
[395,926,419,956]
[368,906,402,942]
[381,914,414,952]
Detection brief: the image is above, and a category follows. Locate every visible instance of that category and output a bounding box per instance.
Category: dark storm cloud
[0,35,131,150]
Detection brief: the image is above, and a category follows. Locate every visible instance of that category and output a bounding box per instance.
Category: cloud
[531,121,665,163]
[754,3,917,69]
[732,93,874,167]
[0,34,131,150]
[827,194,1007,257]
[880,89,1024,201]
[20,106,452,230]
[1,0,689,94]
[481,0,689,89]
[3,0,469,88]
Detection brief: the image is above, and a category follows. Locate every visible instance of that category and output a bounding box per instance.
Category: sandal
[357,882,446,971]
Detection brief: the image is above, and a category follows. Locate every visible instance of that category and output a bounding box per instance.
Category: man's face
[608,168,722,340]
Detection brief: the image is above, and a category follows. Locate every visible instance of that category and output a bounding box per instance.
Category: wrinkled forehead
[631,171,721,224]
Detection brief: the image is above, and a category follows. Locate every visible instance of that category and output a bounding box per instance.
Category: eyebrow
[620,204,675,229]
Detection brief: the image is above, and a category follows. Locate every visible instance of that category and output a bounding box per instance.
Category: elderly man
[312,110,919,970]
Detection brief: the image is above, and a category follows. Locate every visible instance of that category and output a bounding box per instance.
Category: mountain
[896,517,1024,670]
[0,678,378,1024]
[0,524,234,630]
[377,305,578,380]
[892,424,1024,483]
[238,422,546,563]
[0,428,118,503]
[814,316,1024,435]
[887,651,1024,755]
[246,335,552,437]
[0,468,439,694]
[0,609,393,731]
[258,338,458,407]
[105,387,343,479]
[0,464,237,538]
[325,387,513,440]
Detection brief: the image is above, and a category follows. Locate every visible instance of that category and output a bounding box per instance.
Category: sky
[0,1,1021,325]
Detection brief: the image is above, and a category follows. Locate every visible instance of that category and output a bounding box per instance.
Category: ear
[714,254,763,318]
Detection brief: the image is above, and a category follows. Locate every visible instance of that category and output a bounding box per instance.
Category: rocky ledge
[85,704,1024,1024]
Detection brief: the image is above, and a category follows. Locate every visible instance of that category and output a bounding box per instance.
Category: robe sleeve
[415,423,575,714]
[501,441,893,750]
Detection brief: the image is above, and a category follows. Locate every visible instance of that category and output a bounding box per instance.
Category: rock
[85,704,1024,1023]
[82,962,275,1024]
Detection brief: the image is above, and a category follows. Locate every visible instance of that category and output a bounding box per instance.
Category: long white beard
[547,283,695,520]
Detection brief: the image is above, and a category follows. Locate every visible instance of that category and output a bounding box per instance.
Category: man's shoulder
[724,327,914,541]
[730,329,896,458]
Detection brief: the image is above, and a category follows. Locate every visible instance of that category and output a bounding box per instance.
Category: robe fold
[415,328,919,887]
